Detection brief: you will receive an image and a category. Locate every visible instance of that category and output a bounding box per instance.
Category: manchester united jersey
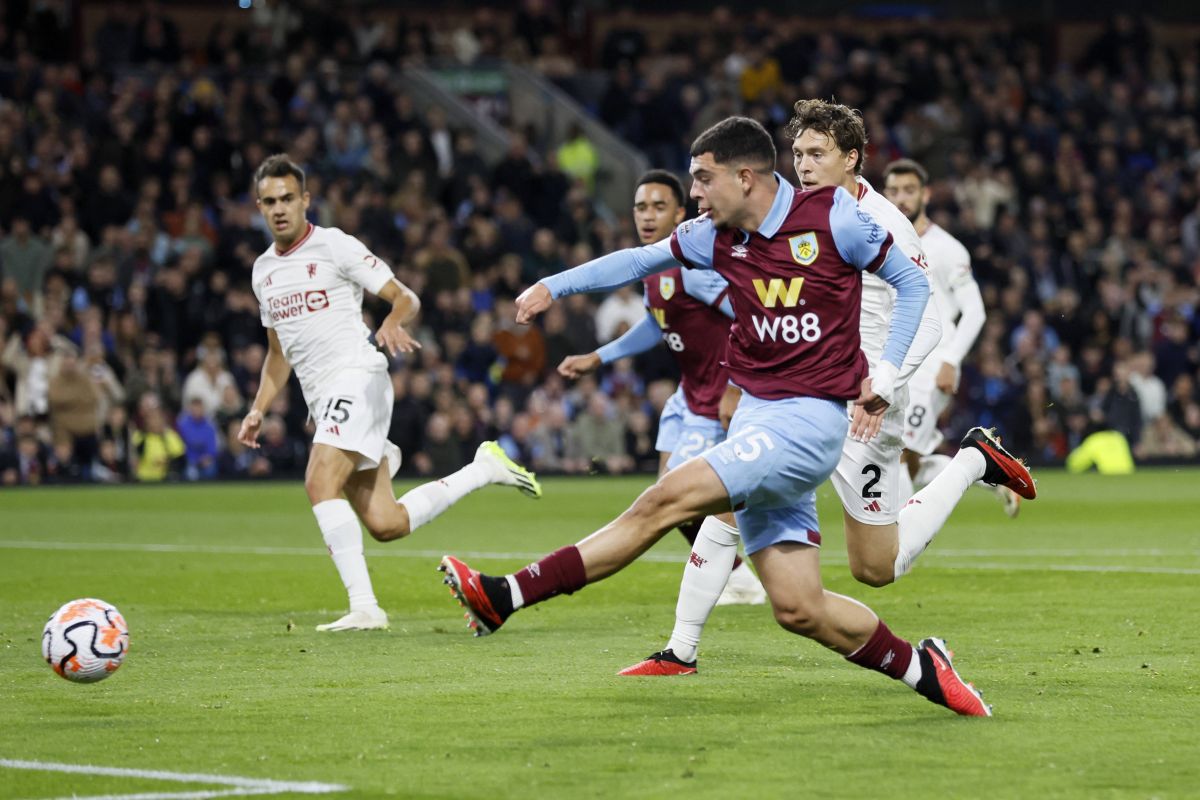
[252,223,393,407]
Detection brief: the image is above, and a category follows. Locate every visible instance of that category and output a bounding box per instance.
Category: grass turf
[1,470,1198,798]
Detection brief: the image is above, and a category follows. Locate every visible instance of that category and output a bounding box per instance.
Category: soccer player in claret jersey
[557,169,765,606]
[240,155,542,632]
[882,159,1020,517]
[620,101,1037,678]
[441,117,992,716]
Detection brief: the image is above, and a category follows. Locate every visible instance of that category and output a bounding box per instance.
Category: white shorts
[311,368,400,475]
[902,377,951,456]
[829,385,907,525]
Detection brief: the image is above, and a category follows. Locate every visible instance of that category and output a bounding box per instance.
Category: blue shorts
[655,387,727,471]
[701,392,848,556]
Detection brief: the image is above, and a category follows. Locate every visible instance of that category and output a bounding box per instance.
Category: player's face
[632,182,685,245]
[882,172,929,224]
[256,175,311,245]
[688,153,745,229]
[791,129,858,192]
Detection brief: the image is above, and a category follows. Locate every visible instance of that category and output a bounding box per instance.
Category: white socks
[312,499,378,612]
[398,462,493,532]
[913,453,952,491]
[666,516,740,663]
[893,448,986,579]
[901,648,923,688]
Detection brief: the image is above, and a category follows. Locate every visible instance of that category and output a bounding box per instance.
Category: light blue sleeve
[596,312,663,364]
[541,238,677,299]
[828,187,890,272]
[681,268,734,318]
[668,216,717,270]
[875,248,931,369]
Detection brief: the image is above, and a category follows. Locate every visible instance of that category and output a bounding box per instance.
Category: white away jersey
[920,223,977,364]
[252,224,393,406]
[854,178,941,371]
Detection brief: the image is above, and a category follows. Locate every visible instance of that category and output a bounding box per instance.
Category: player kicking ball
[240,154,541,632]
[556,169,764,605]
[441,117,993,716]
[620,101,1036,678]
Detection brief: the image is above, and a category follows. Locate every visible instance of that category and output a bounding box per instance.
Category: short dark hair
[689,116,775,172]
[635,169,685,207]
[882,158,930,187]
[254,154,306,195]
[784,100,868,175]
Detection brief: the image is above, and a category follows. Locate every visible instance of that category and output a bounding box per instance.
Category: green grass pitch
[1,470,1198,798]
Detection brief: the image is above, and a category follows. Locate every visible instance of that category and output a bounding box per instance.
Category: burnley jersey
[670,182,896,402]
[642,267,731,419]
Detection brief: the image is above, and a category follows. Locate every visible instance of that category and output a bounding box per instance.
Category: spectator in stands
[565,391,631,475]
[47,349,100,480]
[131,399,185,482]
[182,344,238,420]
[178,397,219,481]
[1,216,52,314]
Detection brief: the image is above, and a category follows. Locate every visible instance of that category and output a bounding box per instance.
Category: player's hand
[376,315,422,357]
[718,384,742,431]
[238,409,264,449]
[936,361,959,394]
[515,283,553,324]
[558,353,601,379]
[851,377,889,442]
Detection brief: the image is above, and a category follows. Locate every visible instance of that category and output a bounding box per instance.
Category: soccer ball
[42,598,129,683]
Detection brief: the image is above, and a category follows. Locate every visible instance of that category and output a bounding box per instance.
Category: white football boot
[315,607,389,632]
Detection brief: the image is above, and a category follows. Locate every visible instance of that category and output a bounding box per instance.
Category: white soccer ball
[42,598,129,683]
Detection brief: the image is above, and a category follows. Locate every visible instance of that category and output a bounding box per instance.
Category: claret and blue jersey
[670,178,918,402]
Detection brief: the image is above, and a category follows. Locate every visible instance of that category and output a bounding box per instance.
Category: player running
[556,168,765,605]
[620,101,1036,678]
[441,116,993,717]
[239,154,541,632]
[881,159,1019,517]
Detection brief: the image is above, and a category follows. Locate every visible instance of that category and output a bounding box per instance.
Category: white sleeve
[943,278,985,367]
[335,231,393,295]
[895,293,943,389]
[252,279,273,329]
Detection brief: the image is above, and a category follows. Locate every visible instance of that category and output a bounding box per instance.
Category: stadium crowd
[1,3,1198,485]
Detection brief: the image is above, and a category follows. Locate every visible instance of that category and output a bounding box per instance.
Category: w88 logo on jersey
[750,313,822,343]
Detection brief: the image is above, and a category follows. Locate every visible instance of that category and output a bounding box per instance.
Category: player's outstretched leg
[440,458,731,636]
[396,441,540,539]
[914,450,1021,518]
[893,427,1036,579]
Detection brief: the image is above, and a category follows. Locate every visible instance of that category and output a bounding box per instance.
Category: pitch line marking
[0,758,347,799]
[1,539,1199,574]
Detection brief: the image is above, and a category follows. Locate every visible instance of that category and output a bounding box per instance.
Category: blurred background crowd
[1,0,1198,485]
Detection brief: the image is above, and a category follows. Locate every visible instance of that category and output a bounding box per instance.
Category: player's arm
[560,312,663,379]
[681,267,734,318]
[373,278,422,357]
[938,271,985,393]
[829,189,930,438]
[897,285,945,388]
[517,218,717,324]
[238,328,291,449]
